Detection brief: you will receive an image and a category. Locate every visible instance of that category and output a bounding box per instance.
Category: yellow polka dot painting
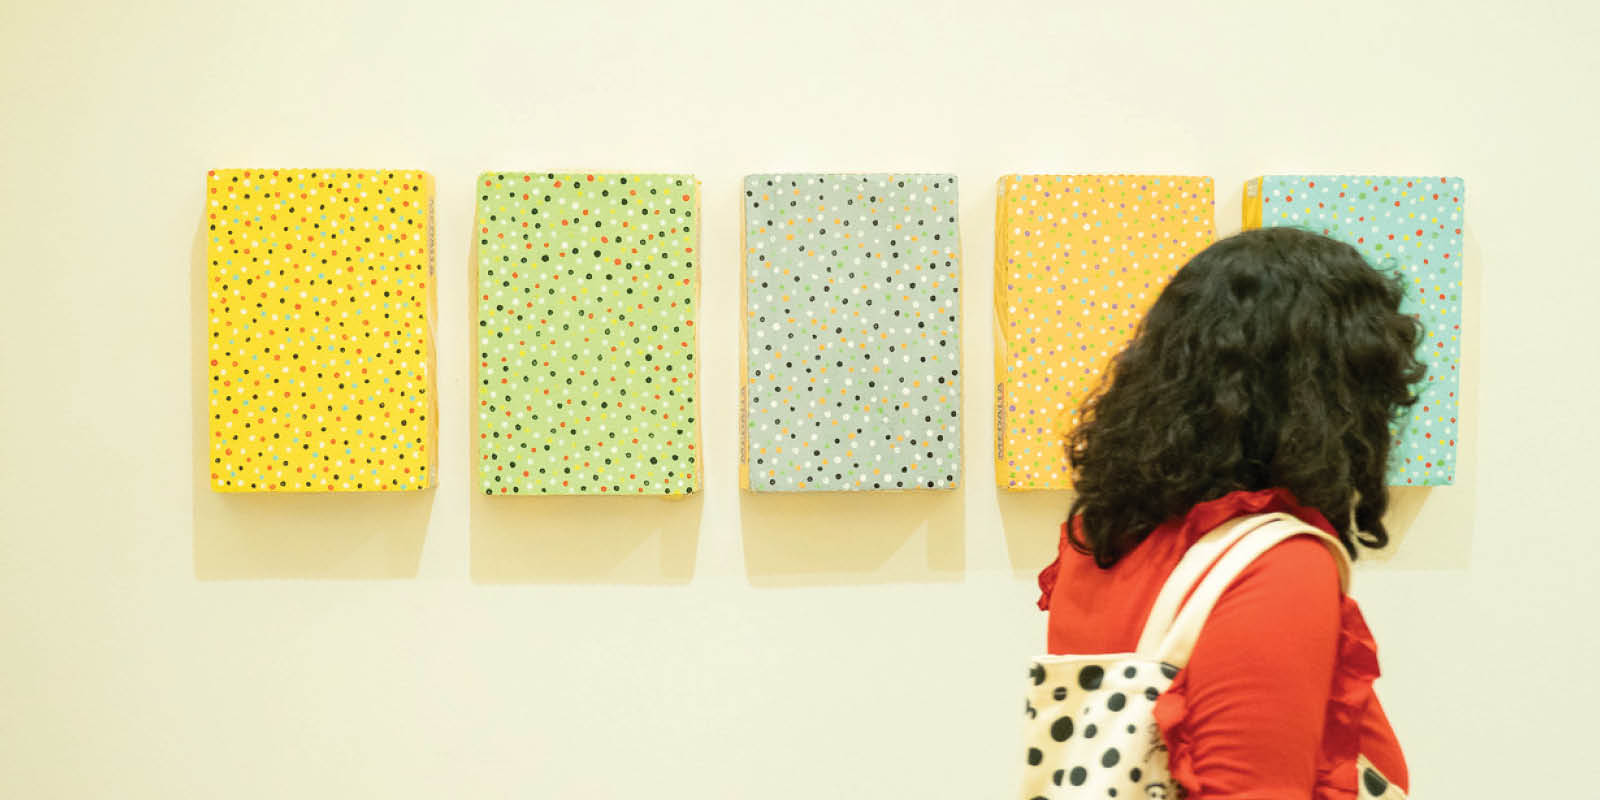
[1244,175,1465,486]
[994,175,1215,490]
[204,169,437,492]
[740,174,962,492]
[475,173,700,496]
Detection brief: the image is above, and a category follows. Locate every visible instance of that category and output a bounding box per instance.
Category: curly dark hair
[1066,226,1427,567]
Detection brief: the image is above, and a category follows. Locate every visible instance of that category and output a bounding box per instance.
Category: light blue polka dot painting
[1251,175,1465,486]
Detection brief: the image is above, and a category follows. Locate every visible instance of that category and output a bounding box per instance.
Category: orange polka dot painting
[1244,175,1465,486]
[475,173,700,496]
[740,174,962,492]
[204,169,437,492]
[994,175,1216,490]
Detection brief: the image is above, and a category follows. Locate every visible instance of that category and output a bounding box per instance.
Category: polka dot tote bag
[1018,513,1405,799]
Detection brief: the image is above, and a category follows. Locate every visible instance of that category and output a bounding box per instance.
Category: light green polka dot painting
[475,172,700,496]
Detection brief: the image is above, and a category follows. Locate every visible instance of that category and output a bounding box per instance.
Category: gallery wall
[2,0,1595,796]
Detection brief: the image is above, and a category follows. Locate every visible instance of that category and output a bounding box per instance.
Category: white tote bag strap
[1147,517,1352,667]
[1134,513,1293,656]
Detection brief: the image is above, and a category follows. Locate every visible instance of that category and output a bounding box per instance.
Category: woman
[1036,227,1423,798]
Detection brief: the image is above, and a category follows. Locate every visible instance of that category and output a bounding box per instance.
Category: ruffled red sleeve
[1036,520,1070,611]
[1153,535,1342,798]
[1153,593,1394,799]
[1313,596,1386,798]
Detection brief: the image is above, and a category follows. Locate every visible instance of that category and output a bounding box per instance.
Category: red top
[1037,489,1408,799]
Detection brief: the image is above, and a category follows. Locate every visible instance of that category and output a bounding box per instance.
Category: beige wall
[2,0,1593,796]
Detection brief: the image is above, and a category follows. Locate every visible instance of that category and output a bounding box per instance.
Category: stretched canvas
[205,169,437,492]
[475,172,700,495]
[994,175,1215,490]
[741,173,962,492]
[1245,175,1465,486]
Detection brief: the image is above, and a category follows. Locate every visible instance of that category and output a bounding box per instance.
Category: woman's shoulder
[1212,533,1344,627]
[1037,488,1339,611]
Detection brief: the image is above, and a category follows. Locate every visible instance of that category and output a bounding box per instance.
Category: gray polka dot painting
[740,174,962,492]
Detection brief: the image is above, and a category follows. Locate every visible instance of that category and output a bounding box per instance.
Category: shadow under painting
[740,488,965,586]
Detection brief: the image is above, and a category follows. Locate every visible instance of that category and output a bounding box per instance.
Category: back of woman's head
[1067,226,1426,567]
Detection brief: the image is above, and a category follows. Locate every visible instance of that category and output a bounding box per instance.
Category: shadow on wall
[189,217,434,580]
[193,491,433,580]
[998,490,1070,578]
[739,489,965,586]
[469,493,702,584]
[1373,486,1430,559]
